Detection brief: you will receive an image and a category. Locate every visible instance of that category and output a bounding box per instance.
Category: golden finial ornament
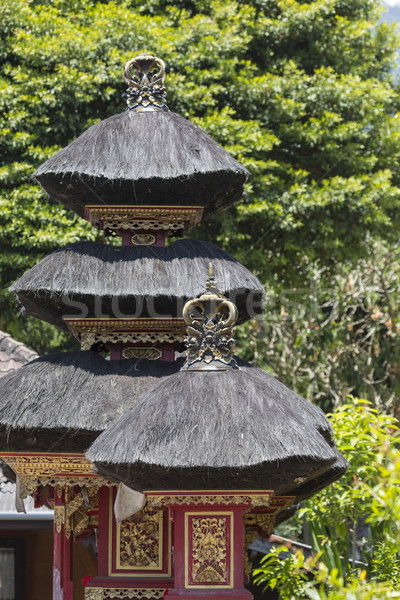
[124,53,169,112]
[183,265,238,370]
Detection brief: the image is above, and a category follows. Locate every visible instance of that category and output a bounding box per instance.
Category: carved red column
[53,490,73,600]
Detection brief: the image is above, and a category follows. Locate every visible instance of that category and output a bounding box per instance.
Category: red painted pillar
[53,490,73,600]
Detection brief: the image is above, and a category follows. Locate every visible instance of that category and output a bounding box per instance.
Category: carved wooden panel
[185,512,233,588]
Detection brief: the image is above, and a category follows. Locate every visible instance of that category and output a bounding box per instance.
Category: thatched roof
[10,239,263,329]
[0,331,38,377]
[0,351,184,453]
[87,359,348,495]
[34,111,248,217]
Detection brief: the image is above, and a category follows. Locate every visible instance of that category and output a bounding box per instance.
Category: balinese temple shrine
[0,54,348,600]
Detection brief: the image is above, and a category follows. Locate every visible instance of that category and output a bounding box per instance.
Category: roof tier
[87,272,347,499]
[34,110,248,218]
[0,351,184,453]
[10,239,263,330]
[86,358,348,498]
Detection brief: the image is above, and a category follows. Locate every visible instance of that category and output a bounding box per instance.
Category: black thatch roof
[0,351,184,453]
[87,359,348,495]
[34,111,248,217]
[10,239,263,329]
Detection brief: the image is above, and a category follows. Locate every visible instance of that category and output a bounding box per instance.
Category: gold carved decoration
[64,318,186,350]
[84,205,203,233]
[190,516,229,585]
[124,53,168,112]
[146,492,273,509]
[122,347,162,361]
[105,220,185,232]
[131,233,156,245]
[1,453,110,498]
[81,332,183,351]
[245,513,276,538]
[54,488,99,539]
[183,265,238,369]
[54,505,65,534]
[243,497,295,581]
[118,508,163,569]
[85,589,166,599]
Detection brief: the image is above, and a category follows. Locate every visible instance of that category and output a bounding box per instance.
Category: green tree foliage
[253,397,400,598]
[1,0,399,361]
[238,239,400,416]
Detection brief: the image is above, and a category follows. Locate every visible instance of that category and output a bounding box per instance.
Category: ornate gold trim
[122,347,162,360]
[64,318,186,350]
[1,453,110,498]
[81,332,183,350]
[106,220,185,233]
[243,496,295,579]
[269,496,295,511]
[85,590,166,600]
[131,233,156,245]
[64,318,186,335]
[54,505,65,534]
[53,487,99,539]
[244,513,276,538]
[84,205,203,233]
[146,491,274,509]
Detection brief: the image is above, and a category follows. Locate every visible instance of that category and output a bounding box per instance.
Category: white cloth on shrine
[114,483,146,522]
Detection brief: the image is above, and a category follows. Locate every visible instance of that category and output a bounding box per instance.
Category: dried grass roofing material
[10,239,264,329]
[0,331,38,378]
[0,351,184,453]
[87,359,348,496]
[33,111,249,217]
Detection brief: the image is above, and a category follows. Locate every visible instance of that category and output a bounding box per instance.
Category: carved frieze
[118,508,162,569]
[0,453,109,498]
[85,589,165,600]
[186,512,233,588]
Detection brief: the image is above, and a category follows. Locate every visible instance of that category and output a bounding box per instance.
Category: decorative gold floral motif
[85,589,103,600]
[0,453,109,498]
[53,488,99,539]
[244,513,276,538]
[118,508,162,569]
[81,332,184,351]
[65,318,186,335]
[122,347,162,361]
[85,589,166,599]
[146,492,273,509]
[64,318,187,350]
[269,496,295,510]
[54,505,65,534]
[107,220,184,232]
[131,233,156,245]
[191,517,228,584]
[84,205,203,233]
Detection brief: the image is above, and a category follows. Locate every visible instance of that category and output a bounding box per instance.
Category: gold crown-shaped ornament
[182,265,238,371]
[124,53,169,112]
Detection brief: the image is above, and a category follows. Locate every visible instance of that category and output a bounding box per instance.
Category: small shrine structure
[0,54,347,600]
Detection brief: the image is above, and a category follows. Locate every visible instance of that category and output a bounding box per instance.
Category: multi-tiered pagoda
[0,54,347,600]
